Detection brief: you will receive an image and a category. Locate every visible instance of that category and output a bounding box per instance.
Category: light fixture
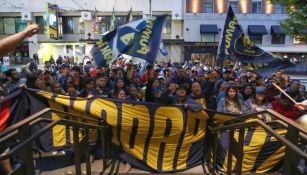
[87,32,92,40]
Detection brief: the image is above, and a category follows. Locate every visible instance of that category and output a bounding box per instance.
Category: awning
[271,25,285,35]
[200,25,219,34]
[248,25,268,35]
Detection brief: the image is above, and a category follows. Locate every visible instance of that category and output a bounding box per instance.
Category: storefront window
[271,34,285,44]
[36,16,45,34]
[163,15,171,34]
[0,17,27,34]
[249,35,262,44]
[191,53,215,65]
[97,16,127,33]
[62,17,84,34]
[201,34,215,42]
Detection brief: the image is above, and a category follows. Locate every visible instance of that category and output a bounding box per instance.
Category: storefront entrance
[184,42,218,65]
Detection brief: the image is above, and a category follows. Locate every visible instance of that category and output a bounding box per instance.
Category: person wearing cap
[170,66,192,93]
[157,76,166,91]
[164,67,173,85]
[244,86,272,121]
[172,85,202,112]
[4,69,26,94]
[286,80,304,102]
[214,69,234,96]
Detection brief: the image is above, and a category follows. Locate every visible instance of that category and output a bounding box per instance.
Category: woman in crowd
[127,85,140,101]
[241,84,254,101]
[51,81,65,95]
[110,78,127,98]
[63,75,75,92]
[65,84,79,97]
[244,86,272,121]
[78,78,94,98]
[217,86,243,114]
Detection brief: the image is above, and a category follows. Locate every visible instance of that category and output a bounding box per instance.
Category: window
[252,1,262,14]
[204,0,214,13]
[98,16,127,33]
[271,34,285,44]
[163,15,171,34]
[0,17,27,34]
[61,17,84,34]
[201,34,215,42]
[274,3,285,14]
[132,15,142,21]
[229,1,238,13]
[249,35,262,44]
[35,16,45,34]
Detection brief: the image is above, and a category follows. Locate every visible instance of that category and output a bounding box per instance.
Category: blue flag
[160,41,168,56]
[216,6,293,77]
[91,15,167,67]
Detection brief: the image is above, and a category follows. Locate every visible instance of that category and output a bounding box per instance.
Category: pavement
[35,152,209,175]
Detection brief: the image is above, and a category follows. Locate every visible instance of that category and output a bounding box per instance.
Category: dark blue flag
[91,15,167,67]
[216,6,293,77]
[160,41,168,56]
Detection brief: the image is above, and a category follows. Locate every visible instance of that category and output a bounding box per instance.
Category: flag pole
[272,83,297,104]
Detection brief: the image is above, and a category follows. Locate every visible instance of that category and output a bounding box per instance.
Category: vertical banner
[46,3,59,39]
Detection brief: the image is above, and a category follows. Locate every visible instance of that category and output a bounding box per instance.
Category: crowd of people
[1,55,307,121]
[2,23,307,174]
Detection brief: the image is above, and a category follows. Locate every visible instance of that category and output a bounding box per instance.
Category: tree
[270,0,307,42]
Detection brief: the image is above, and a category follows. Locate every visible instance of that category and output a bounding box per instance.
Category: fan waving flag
[91,15,167,67]
[160,41,168,56]
[216,5,293,77]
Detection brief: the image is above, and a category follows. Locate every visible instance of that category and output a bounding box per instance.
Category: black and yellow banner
[0,89,287,173]
[216,5,293,77]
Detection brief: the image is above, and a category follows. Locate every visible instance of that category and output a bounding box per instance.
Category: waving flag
[91,15,167,67]
[160,41,168,56]
[126,7,133,23]
[92,8,98,33]
[109,6,116,31]
[216,5,293,77]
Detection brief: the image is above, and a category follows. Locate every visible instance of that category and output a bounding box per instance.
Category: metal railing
[0,108,108,175]
[207,109,307,175]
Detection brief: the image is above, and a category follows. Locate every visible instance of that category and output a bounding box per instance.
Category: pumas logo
[234,33,264,56]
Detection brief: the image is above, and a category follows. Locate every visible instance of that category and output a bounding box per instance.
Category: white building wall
[184,12,307,53]
[0,0,184,64]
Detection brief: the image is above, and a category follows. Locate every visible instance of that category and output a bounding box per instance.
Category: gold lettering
[137,18,155,55]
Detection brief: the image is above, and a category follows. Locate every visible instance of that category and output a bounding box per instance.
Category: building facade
[0,0,184,65]
[184,0,307,66]
[0,0,306,68]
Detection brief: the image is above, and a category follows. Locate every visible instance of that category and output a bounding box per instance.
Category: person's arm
[295,101,307,111]
[0,24,38,56]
